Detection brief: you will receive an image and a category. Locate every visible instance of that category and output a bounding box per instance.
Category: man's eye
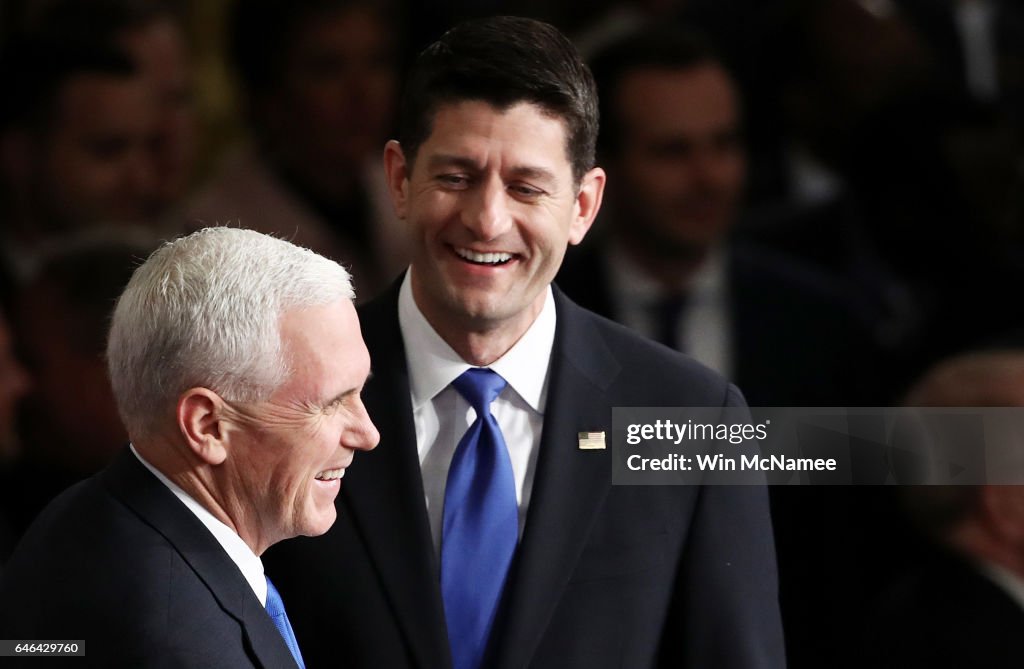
[322,398,343,415]
[510,184,543,198]
[437,174,469,188]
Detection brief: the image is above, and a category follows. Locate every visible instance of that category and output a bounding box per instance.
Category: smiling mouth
[454,246,515,266]
[315,468,346,482]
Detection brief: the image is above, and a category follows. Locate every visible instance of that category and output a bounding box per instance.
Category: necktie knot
[452,368,507,414]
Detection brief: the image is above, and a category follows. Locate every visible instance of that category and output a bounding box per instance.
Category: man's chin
[301,511,339,539]
[443,288,513,323]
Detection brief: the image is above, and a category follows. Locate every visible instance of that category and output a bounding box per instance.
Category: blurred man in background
[867,350,1024,669]
[0,40,158,278]
[188,0,408,299]
[558,25,878,406]
[0,234,158,550]
[24,0,198,217]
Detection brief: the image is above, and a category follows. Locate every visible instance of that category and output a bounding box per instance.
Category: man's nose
[462,176,512,241]
[345,400,380,452]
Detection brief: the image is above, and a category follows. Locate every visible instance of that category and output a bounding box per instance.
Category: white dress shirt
[398,271,554,555]
[978,560,1024,612]
[955,0,999,103]
[606,244,732,377]
[131,445,268,605]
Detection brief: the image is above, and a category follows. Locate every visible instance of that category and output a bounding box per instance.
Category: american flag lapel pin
[577,431,606,450]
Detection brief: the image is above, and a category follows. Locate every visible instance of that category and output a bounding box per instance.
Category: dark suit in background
[265,283,785,669]
[0,448,298,668]
[557,241,880,407]
[866,547,1024,669]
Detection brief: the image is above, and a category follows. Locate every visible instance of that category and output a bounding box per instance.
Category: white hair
[107,227,354,440]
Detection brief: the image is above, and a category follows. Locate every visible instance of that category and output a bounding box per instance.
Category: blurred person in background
[0,38,158,278]
[743,0,1024,391]
[864,350,1024,669]
[24,0,199,218]
[0,233,159,547]
[187,0,408,299]
[557,24,880,407]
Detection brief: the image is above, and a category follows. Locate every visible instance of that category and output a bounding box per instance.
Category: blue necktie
[265,576,306,669]
[441,368,518,669]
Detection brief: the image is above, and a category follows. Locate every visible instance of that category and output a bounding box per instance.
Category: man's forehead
[56,75,153,122]
[276,305,367,401]
[418,100,573,171]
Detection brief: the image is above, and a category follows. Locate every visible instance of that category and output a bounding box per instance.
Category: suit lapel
[492,290,623,669]
[345,285,452,669]
[100,449,298,669]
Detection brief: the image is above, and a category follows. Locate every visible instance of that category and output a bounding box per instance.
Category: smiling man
[0,227,379,667]
[265,16,784,669]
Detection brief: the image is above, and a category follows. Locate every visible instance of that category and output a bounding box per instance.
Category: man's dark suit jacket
[865,547,1024,669]
[0,448,299,668]
[263,282,785,669]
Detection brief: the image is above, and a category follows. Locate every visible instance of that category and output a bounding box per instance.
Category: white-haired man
[0,227,379,667]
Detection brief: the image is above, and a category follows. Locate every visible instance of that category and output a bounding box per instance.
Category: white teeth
[315,468,345,481]
[455,247,513,264]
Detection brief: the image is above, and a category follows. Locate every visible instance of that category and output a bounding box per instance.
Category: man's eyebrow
[426,154,557,184]
[323,370,372,407]
[426,154,480,171]
[507,165,557,185]
[324,388,357,406]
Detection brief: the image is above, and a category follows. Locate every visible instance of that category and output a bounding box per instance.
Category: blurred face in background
[607,63,746,259]
[34,73,158,229]
[15,279,125,472]
[120,16,197,214]
[264,6,398,191]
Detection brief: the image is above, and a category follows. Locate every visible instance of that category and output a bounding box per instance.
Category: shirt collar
[397,270,555,413]
[608,243,726,305]
[130,444,268,606]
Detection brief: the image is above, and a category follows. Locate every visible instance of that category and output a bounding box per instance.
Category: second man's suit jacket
[265,282,785,669]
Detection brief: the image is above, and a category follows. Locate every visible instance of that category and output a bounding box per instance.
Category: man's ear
[568,166,606,246]
[177,388,229,466]
[383,140,411,219]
